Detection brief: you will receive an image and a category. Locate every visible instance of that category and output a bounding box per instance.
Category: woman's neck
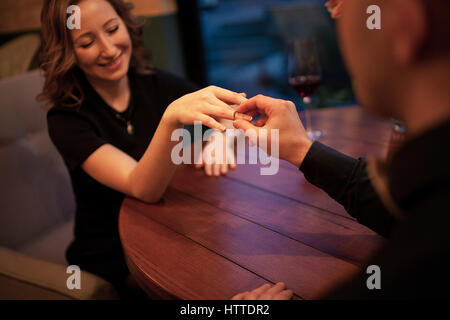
[87,75,130,113]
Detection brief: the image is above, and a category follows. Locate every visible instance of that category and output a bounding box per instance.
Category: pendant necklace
[112,93,135,135]
[114,112,135,135]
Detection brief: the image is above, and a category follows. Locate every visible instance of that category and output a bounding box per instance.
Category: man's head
[337,0,450,120]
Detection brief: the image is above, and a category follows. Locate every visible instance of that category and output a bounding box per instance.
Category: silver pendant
[126,121,134,135]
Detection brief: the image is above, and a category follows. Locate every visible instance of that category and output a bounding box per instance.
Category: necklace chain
[114,110,134,135]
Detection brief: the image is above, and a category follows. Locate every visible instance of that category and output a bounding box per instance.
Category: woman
[39,0,249,298]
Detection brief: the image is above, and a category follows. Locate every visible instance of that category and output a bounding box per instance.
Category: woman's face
[70,0,132,83]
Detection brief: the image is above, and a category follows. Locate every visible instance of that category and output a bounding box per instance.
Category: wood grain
[171,165,385,266]
[120,201,271,300]
[119,106,393,300]
[121,192,360,300]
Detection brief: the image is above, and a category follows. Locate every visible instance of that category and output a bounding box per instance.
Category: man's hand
[233,95,313,168]
[231,282,293,300]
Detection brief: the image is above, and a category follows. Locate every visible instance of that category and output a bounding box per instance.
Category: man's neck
[400,65,450,138]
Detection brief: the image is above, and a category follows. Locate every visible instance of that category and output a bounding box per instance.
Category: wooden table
[119,106,391,300]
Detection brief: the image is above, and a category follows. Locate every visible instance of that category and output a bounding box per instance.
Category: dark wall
[176,0,208,86]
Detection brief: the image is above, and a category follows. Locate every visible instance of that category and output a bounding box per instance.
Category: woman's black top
[47,68,198,288]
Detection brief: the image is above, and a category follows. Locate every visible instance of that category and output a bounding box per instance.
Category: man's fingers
[274,290,293,300]
[235,112,253,121]
[245,110,261,118]
[231,292,248,300]
[250,283,271,297]
[244,292,258,300]
[233,283,291,300]
[235,94,281,114]
[255,115,268,127]
[261,282,286,298]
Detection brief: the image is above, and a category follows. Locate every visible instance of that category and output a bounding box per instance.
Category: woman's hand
[163,86,251,132]
[195,130,236,177]
[231,282,293,300]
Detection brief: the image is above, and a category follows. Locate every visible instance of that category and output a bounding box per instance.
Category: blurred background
[199,0,354,109]
[0,0,355,109]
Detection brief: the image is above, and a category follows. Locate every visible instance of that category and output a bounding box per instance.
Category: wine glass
[288,38,323,140]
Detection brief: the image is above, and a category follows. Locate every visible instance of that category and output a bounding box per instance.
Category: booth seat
[0,70,119,300]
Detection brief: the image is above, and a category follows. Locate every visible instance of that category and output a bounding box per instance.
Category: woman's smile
[99,52,123,70]
[71,0,132,82]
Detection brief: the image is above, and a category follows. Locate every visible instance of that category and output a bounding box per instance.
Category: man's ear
[390,0,427,65]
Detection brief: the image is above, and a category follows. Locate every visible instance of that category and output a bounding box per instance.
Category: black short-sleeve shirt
[47,68,199,286]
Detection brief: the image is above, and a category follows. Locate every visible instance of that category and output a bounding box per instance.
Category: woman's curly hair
[37,0,151,108]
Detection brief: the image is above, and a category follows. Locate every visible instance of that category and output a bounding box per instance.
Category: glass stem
[303,96,312,133]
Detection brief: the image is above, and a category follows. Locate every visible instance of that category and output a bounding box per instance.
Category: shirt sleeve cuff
[299,141,359,198]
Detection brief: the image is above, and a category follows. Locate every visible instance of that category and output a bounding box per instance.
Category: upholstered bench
[0,70,118,299]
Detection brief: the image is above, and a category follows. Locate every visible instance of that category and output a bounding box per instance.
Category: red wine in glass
[288,75,322,98]
[287,38,323,140]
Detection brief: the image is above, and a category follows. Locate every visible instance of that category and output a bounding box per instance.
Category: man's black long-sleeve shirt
[299,120,450,299]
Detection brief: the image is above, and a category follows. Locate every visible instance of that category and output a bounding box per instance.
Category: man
[232,0,450,299]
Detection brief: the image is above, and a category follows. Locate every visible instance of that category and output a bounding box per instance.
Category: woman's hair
[38,0,151,108]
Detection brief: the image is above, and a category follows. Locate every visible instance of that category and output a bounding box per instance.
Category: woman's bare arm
[81,86,248,203]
